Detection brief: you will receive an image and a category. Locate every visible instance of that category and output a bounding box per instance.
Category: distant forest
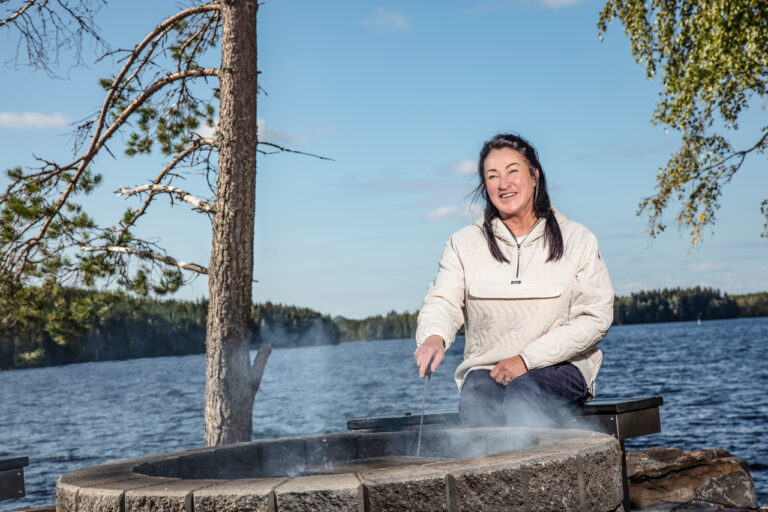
[1,286,766,370]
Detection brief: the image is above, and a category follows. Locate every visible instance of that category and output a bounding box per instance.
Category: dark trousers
[458,362,588,428]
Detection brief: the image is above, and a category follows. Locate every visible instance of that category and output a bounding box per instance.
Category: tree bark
[204,0,263,446]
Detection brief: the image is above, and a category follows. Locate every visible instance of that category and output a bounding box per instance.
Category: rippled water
[1,317,766,510]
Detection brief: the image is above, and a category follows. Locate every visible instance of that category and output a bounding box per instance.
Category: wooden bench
[348,396,663,511]
[0,456,29,502]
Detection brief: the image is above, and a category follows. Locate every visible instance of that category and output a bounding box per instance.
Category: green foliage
[0,286,209,370]
[335,310,418,342]
[612,286,744,324]
[153,268,184,295]
[252,301,341,347]
[121,19,219,158]
[0,7,223,334]
[125,267,150,297]
[598,0,768,245]
[2,286,767,370]
[14,348,45,368]
[733,291,768,318]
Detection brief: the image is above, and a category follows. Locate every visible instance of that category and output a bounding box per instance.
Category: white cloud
[196,121,216,139]
[449,158,477,176]
[426,206,459,221]
[257,118,302,145]
[0,111,67,129]
[196,117,305,146]
[361,8,410,32]
[425,203,482,222]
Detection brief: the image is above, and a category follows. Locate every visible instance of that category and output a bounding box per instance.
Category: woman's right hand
[414,335,445,378]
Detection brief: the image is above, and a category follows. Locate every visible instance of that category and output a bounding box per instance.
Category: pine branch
[80,245,208,274]
[257,141,334,161]
[11,67,218,274]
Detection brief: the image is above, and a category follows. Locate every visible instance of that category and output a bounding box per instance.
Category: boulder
[627,447,759,510]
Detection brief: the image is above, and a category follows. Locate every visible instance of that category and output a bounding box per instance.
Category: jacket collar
[474,207,566,247]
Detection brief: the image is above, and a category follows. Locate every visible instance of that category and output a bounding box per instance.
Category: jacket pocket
[468,281,563,299]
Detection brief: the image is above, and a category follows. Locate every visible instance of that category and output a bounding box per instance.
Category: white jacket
[416,209,613,397]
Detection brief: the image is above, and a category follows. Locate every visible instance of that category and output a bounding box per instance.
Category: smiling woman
[413,133,614,428]
[483,147,539,233]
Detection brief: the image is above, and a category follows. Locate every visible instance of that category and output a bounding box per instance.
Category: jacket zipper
[508,217,542,281]
[509,233,522,280]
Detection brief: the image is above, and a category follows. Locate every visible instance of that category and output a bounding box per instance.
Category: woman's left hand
[490,355,528,385]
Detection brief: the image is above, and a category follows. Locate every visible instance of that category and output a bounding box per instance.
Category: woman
[414,133,613,427]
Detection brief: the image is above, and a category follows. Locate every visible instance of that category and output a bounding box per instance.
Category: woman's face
[483,147,538,222]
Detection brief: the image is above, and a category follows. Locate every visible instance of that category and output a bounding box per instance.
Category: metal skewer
[415,357,433,458]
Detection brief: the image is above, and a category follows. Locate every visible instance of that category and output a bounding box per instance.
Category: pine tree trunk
[204,0,263,446]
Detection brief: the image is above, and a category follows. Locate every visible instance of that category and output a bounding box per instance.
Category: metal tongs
[415,356,433,457]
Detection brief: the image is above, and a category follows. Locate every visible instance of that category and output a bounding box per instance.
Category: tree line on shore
[1,286,766,370]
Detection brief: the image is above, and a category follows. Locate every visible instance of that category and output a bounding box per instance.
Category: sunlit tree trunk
[204,0,266,446]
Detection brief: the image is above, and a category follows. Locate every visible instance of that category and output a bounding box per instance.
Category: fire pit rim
[56,427,624,512]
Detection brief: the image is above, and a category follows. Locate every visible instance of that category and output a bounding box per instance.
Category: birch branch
[118,137,216,234]
[0,0,36,28]
[116,184,215,213]
[80,245,208,274]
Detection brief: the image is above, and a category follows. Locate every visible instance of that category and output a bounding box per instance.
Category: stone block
[75,477,175,512]
[76,485,124,512]
[524,451,582,511]
[448,458,526,512]
[125,478,217,512]
[55,480,79,512]
[304,434,356,471]
[193,478,284,512]
[361,464,449,512]
[274,473,362,511]
[580,442,623,511]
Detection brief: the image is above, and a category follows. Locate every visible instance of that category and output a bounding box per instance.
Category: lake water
[1,316,766,510]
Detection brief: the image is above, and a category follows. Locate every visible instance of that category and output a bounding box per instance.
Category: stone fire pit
[56,427,623,511]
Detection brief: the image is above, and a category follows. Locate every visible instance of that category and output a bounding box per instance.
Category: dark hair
[473,133,563,263]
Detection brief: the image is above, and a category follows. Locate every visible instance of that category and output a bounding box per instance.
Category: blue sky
[1,0,766,318]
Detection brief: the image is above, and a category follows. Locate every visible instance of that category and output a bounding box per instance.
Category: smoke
[257,318,338,348]
[415,394,603,460]
[413,427,533,460]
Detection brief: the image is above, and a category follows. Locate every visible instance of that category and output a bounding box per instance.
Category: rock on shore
[627,447,760,510]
